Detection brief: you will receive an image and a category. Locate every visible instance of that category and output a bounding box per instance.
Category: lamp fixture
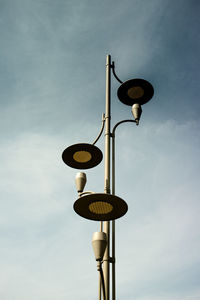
[62,143,103,169]
[117,78,154,106]
[73,193,128,221]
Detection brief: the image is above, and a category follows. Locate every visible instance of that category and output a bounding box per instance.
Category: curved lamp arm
[112,119,136,137]
[111,61,123,84]
[92,113,105,145]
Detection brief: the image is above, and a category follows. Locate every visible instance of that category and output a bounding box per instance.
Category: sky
[0,0,200,299]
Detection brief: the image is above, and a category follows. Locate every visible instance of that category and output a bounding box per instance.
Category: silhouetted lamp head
[62,143,103,169]
[117,78,154,106]
[74,193,128,221]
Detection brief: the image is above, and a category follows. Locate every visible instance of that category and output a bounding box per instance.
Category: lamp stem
[99,220,103,300]
[111,120,136,300]
[103,54,111,300]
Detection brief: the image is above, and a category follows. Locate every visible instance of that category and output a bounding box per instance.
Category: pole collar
[103,257,115,264]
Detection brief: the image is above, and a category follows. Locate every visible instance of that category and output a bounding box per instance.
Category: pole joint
[103,257,115,264]
[104,187,110,194]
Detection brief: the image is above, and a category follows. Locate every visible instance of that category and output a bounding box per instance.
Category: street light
[62,55,154,300]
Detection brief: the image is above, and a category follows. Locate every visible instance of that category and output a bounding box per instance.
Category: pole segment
[112,133,116,300]
[99,221,103,300]
[111,120,135,300]
[103,54,111,300]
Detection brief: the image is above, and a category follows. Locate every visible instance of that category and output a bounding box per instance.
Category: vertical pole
[112,133,116,300]
[99,221,103,300]
[103,54,111,300]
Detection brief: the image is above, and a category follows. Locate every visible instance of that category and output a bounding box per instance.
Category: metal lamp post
[62,54,154,300]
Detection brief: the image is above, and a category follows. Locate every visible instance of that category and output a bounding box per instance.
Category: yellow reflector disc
[127,86,144,99]
[73,151,92,163]
[89,201,113,215]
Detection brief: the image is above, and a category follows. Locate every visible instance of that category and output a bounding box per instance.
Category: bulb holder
[75,172,87,193]
[92,232,107,261]
[132,103,142,125]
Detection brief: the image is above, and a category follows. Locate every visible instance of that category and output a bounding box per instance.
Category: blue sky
[0,0,200,299]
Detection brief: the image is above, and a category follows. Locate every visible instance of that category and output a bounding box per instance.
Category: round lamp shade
[74,193,128,221]
[117,78,154,106]
[62,143,103,169]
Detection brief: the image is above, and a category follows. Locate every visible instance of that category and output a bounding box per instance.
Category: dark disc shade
[117,78,154,106]
[62,143,103,169]
[74,193,128,221]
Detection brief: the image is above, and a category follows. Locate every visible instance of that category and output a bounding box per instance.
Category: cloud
[0,132,73,224]
[0,0,200,299]
[0,130,100,299]
[111,119,200,299]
